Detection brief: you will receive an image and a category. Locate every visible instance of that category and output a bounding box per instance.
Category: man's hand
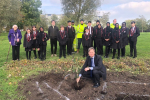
[49,39,50,41]
[9,42,11,44]
[42,39,44,41]
[76,77,80,83]
[34,37,36,40]
[84,67,90,72]
[17,39,19,42]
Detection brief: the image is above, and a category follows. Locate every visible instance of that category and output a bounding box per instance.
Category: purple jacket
[8,29,22,46]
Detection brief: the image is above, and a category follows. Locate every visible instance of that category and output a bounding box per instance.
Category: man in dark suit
[76,47,106,88]
[48,20,59,57]
[129,21,140,58]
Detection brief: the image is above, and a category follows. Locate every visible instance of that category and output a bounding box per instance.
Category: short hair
[12,25,18,29]
[51,20,55,23]
[88,47,95,53]
[113,19,117,21]
[131,21,135,24]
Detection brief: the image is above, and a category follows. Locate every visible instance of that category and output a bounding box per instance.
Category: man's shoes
[93,83,100,88]
[59,56,61,59]
[133,56,137,58]
[51,54,53,57]
[104,56,108,58]
[130,55,133,57]
[112,56,115,59]
[117,56,120,59]
[64,56,66,58]
[54,54,57,57]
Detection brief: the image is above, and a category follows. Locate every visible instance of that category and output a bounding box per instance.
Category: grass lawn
[0,32,150,100]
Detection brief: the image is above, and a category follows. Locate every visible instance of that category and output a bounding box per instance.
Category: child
[38,27,49,61]
[31,25,39,59]
[57,25,68,59]
[23,29,33,60]
[82,28,92,57]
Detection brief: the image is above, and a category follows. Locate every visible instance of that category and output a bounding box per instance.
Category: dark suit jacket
[80,54,106,80]
[57,31,68,45]
[48,26,59,39]
[23,34,33,48]
[129,26,140,42]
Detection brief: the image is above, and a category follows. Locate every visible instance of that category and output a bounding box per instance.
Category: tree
[37,15,49,30]
[61,0,101,25]
[99,12,110,28]
[0,0,22,32]
[19,0,42,28]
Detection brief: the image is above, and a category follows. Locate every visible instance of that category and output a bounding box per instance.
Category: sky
[40,0,150,24]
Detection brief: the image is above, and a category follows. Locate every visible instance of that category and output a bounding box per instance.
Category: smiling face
[98,24,101,28]
[116,24,119,28]
[85,29,89,33]
[52,21,55,26]
[107,23,110,27]
[40,28,44,32]
[80,21,84,24]
[61,27,64,31]
[27,29,30,34]
[88,23,91,26]
[131,23,135,27]
[113,19,117,24]
[122,23,126,27]
[13,26,17,31]
[88,49,95,58]
[32,27,36,31]
[68,22,71,26]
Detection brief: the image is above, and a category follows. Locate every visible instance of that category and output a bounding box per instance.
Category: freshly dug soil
[18,72,150,100]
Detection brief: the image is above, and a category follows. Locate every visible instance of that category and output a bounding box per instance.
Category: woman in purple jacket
[8,25,22,60]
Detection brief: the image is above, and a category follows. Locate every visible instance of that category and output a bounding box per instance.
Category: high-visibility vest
[76,24,87,38]
[72,25,77,34]
[110,23,121,29]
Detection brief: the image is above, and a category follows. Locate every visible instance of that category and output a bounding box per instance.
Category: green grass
[0,32,150,100]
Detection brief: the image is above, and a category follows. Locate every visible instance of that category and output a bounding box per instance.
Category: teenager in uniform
[129,21,140,58]
[65,21,75,55]
[82,28,92,57]
[48,20,59,57]
[84,21,94,46]
[57,26,68,59]
[39,27,49,61]
[23,29,33,60]
[120,22,129,57]
[111,23,122,59]
[94,24,103,56]
[103,22,112,58]
[31,25,39,59]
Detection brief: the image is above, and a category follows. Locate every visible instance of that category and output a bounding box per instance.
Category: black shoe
[104,56,108,58]
[112,56,115,59]
[64,56,66,58]
[133,56,137,58]
[34,57,37,59]
[130,55,133,57]
[93,83,100,88]
[117,56,120,59]
[59,57,61,59]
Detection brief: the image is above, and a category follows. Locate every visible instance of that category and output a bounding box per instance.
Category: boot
[77,49,79,53]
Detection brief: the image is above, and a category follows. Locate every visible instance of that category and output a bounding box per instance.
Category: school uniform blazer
[129,26,140,42]
[79,54,106,80]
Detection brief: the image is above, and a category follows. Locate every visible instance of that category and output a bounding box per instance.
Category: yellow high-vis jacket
[76,24,87,38]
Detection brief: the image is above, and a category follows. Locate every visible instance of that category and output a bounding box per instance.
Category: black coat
[93,28,104,45]
[103,27,112,46]
[84,26,94,38]
[65,26,75,39]
[38,32,49,46]
[48,26,59,39]
[57,31,68,45]
[82,33,92,47]
[23,33,33,49]
[129,26,140,42]
[120,27,129,47]
[31,30,39,48]
[111,28,122,49]
[79,54,106,80]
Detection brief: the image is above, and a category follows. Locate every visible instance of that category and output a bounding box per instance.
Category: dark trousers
[26,51,31,59]
[96,41,103,55]
[113,49,120,57]
[82,70,102,84]
[77,38,82,49]
[59,44,66,58]
[40,45,46,60]
[67,38,74,55]
[83,46,89,57]
[121,47,126,57]
[105,46,110,56]
[50,38,57,54]
[12,46,20,60]
[129,39,137,57]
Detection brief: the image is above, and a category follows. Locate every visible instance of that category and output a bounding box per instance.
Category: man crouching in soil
[76,47,106,88]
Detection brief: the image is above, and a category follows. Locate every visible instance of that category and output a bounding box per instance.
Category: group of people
[8,19,140,61]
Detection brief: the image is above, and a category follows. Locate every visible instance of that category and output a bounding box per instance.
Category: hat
[71,20,74,23]
[96,20,100,23]
[80,19,84,21]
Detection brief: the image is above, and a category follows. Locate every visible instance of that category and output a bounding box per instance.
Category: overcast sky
[41,0,150,24]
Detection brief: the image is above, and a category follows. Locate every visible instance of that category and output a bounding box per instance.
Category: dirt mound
[18,72,150,100]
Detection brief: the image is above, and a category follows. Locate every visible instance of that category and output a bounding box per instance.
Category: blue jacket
[8,29,22,46]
